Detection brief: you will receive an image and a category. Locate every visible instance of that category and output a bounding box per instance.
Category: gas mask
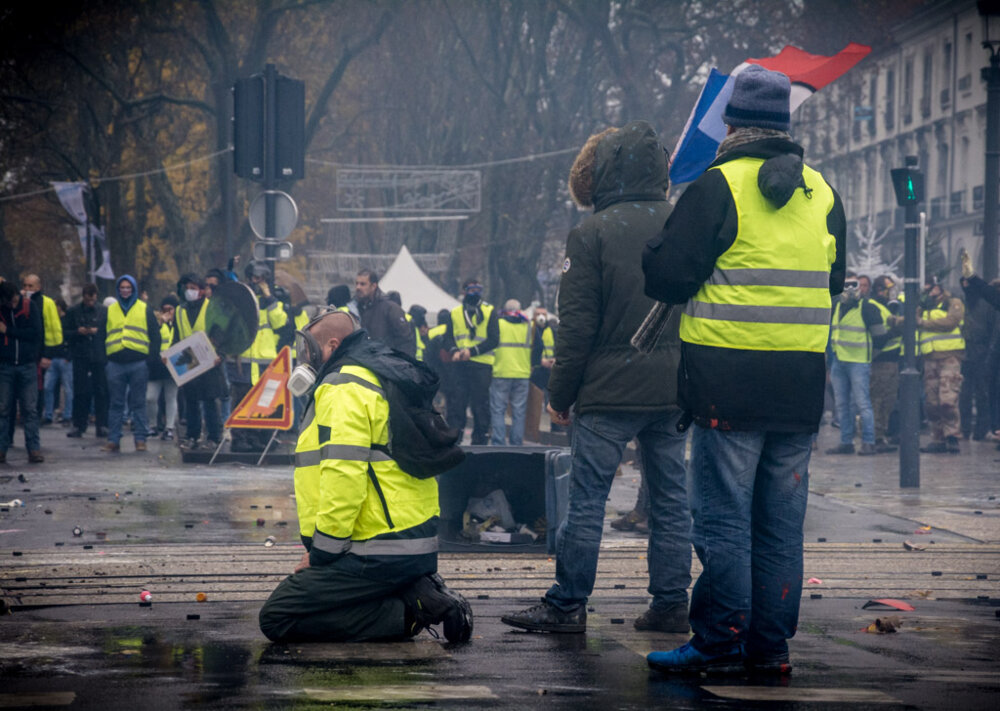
[288,310,361,398]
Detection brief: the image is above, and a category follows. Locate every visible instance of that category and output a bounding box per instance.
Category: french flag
[669,43,872,184]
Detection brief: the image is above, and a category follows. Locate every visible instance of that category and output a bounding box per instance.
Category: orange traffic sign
[226,347,294,430]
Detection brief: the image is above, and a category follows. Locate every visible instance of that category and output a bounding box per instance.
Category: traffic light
[233,77,264,180]
[274,76,305,180]
[890,166,924,206]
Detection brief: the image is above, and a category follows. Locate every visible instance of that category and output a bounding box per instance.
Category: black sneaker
[824,443,855,455]
[945,436,960,454]
[404,573,473,643]
[634,602,689,633]
[66,430,84,438]
[745,652,792,675]
[857,442,877,456]
[501,599,586,633]
[920,441,948,454]
[95,427,108,438]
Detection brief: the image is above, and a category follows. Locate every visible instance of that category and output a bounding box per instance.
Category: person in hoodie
[501,121,691,637]
[642,66,846,676]
[489,299,532,446]
[0,280,44,464]
[98,275,160,453]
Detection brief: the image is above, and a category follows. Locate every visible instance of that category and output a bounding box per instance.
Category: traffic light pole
[897,157,921,488]
[263,63,278,291]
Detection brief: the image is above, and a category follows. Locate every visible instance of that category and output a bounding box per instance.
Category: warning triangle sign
[226,347,294,430]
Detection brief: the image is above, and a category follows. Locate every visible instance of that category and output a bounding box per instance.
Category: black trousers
[445,360,492,445]
[259,553,430,643]
[71,358,108,433]
[959,350,993,438]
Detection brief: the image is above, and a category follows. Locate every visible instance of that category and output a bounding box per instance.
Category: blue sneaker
[647,641,744,675]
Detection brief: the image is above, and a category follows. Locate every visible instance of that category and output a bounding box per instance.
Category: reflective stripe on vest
[918,307,965,354]
[311,533,439,557]
[105,301,150,356]
[177,300,208,340]
[159,322,175,354]
[679,157,836,353]
[830,301,871,363]
[871,300,900,356]
[493,319,532,378]
[451,303,495,365]
[241,302,280,383]
[541,327,555,359]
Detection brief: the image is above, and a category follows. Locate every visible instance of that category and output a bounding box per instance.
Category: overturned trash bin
[437,445,570,554]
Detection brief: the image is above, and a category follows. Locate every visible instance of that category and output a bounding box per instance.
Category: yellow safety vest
[159,321,175,354]
[450,303,495,366]
[919,306,965,355]
[105,300,151,356]
[240,299,287,383]
[538,325,555,360]
[870,300,900,357]
[680,157,836,352]
[177,299,208,340]
[493,319,532,379]
[294,364,439,556]
[291,309,310,360]
[830,301,871,363]
[427,323,447,339]
[41,295,62,348]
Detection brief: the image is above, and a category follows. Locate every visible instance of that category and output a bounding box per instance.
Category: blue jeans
[43,357,73,421]
[106,360,149,444]
[0,363,40,452]
[546,409,691,612]
[489,377,529,445]
[688,426,811,658]
[830,357,874,445]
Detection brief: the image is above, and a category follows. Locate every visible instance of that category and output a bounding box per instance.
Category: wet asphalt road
[0,423,998,709]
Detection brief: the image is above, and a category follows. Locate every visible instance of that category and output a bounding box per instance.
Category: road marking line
[702,686,899,703]
[303,685,497,702]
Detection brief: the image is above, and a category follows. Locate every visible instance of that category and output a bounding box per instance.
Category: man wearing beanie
[643,65,846,675]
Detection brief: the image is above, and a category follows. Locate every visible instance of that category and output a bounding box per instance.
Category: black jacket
[643,137,846,432]
[65,302,106,362]
[0,294,43,366]
[548,120,680,415]
[358,289,416,357]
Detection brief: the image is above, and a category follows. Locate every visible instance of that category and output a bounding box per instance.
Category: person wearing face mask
[825,273,886,456]
[259,311,472,644]
[441,279,499,445]
[525,307,557,441]
[917,276,966,454]
[98,275,160,453]
[175,274,224,450]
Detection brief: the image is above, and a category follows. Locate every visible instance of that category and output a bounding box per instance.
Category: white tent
[379,245,459,324]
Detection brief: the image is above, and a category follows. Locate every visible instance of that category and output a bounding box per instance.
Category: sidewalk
[0,421,997,709]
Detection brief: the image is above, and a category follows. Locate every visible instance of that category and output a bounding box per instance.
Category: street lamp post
[981,0,1000,281]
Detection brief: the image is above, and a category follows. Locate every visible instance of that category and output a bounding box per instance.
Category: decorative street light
[980,0,1000,280]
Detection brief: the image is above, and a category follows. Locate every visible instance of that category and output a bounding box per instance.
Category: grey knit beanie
[723,65,791,131]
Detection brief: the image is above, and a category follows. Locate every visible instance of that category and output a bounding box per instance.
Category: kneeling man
[259,311,472,643]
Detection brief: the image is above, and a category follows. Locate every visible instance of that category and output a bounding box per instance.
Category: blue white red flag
[669,43,871,184]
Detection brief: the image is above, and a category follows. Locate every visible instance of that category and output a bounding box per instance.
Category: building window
[903,58,913,123]
[884,69,895,130]
[930,196,945,220]
[950,190,964,215]
[921,51,933,118]
[973,185,984,210]
[943,41,952,86]
[868,76,878,136]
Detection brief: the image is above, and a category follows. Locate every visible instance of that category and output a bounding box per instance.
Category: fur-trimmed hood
[568,120,669,212]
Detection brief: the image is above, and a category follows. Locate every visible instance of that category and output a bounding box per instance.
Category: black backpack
[334,336,465,479]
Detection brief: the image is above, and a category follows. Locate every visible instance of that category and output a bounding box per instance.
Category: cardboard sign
[163,331,218,387]
[226,347,293,430]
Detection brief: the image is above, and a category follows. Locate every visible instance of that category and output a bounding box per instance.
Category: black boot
[402,573,473,643]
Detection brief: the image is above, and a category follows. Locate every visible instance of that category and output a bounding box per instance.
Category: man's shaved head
[309,311,356,343]
[309,311,358,363]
